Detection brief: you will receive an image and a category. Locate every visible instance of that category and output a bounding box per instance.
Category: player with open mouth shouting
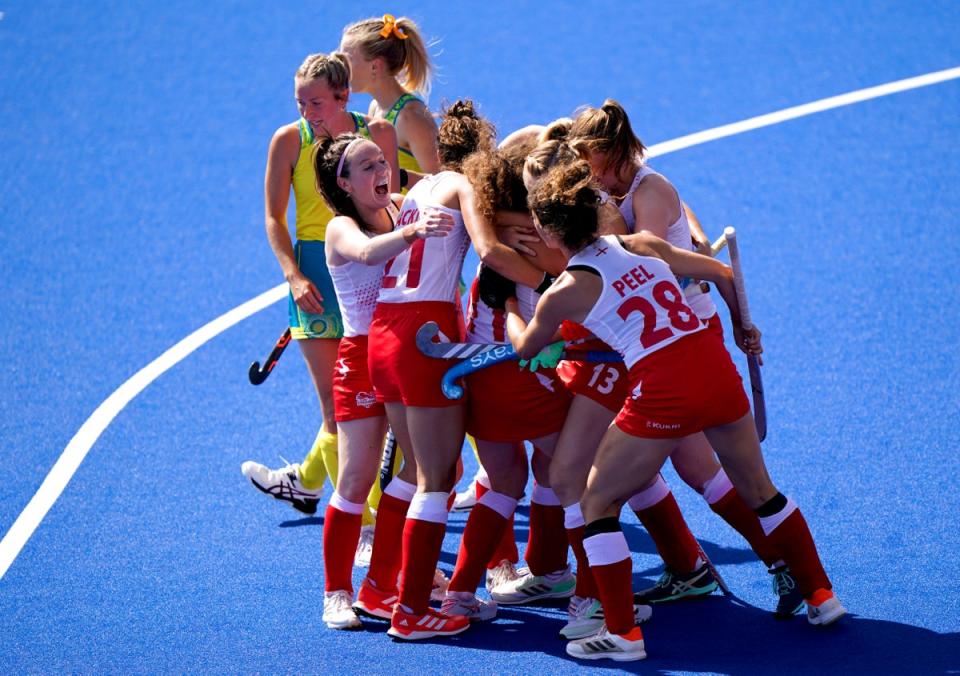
[310,132,453,629]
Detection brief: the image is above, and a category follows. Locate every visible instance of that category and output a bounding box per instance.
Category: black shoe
[770,565,805,619]
[632,563,718,604]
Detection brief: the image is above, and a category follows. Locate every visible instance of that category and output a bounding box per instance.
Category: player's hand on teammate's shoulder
[408,207,454,240]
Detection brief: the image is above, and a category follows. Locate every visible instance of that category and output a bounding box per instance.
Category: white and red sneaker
[353,579,398,621]
[806,588,846,626]
[387,606,470,641]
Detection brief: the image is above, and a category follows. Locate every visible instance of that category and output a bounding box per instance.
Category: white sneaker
[430,568,450,602]
[354,525,374,568]
[806,590,846,626]
[323,590,361,630]
[490,566,576,605]
[485,559,520,592]
[240,461,322,515]
[453,484,477,511]
[566,625,646,662]
[441,591,498,621]
[560,596,653,640]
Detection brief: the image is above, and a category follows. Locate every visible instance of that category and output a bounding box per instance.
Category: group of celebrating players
[239,13,845,662]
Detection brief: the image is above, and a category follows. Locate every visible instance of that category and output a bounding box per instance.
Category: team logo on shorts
[646,420,681,431]
[356,391,377,408]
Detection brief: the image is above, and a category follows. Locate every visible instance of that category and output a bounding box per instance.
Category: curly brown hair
[527,159,601,251]
[437,99,495,172]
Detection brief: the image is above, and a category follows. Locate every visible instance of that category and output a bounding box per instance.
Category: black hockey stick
[248,328,292,385]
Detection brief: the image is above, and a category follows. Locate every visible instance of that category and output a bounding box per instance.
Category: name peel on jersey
[612,264,656,297]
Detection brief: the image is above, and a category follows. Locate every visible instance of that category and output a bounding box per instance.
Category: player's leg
[704,413,845,626]
[322,414,386,629]
[387,403,470,639]
[444,439,526,620]
[567,426,673,662]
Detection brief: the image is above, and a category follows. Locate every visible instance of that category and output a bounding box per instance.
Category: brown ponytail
[569,98,645,174]
[341,15,434,95]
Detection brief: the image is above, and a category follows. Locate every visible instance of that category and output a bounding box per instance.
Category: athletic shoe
[490,566,576,605]
[387,606,470,641]
[240,461,321,515]
[565,625,646,662]
[806,589,846,626]
[354,525,375,568]
[560,596,654,640]
[353,579,398,620]
[440,591,498,621]
[485,559,520,592]
[632,562,718,604]
[431,567,450,602]
[770,565,805,619]
[453,483,477,511]
[323,590,362,630]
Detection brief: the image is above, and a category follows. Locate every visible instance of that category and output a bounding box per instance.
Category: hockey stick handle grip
[724,227,754,331]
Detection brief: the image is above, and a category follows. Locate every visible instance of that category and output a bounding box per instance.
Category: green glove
[519,341,564,372]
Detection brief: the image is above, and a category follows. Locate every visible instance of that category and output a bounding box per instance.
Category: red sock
[449,504,510,592]
[591,559,637,635]
[634,493,701,572]
[323,503,362,593]
[568,526,599,599]
[765,509,832,597]
[447,490,456,512]
[710,488,778,566]
[583,522,636,635]
[367,492,410,592]
[526,502,567,575]
[398,518,447,614]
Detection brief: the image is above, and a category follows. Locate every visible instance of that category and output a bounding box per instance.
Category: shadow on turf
[421,596,960,673]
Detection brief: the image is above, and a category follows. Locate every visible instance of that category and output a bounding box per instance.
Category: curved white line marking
[0,284,286,579]
[1,65,959,580]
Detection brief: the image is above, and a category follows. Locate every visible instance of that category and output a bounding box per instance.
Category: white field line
[2,65,959,581]
[0,284,287,579]
[646,66,960,157]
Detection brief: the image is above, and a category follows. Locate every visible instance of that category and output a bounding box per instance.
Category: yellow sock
[467,434,480,464]
[299,429,335,490]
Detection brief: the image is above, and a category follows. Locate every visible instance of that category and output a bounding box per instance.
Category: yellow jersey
[291,112,371,242]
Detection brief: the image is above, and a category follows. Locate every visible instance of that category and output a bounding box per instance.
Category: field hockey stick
[416,322,619,362]
[696,542,732,597]
[248,328,292,385]
[723,227,767,441]
[378,427,399,492]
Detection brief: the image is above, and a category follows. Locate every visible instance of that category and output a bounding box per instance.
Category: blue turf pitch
[1,1,959,672]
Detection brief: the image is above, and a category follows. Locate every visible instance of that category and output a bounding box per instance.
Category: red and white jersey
[329,207,399,337]
[567,235,705,369]
[465,264,538,344]
[377,172,470,304]
[617,161,717,320]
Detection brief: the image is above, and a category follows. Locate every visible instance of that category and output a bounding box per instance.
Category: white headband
[336,137,365,178]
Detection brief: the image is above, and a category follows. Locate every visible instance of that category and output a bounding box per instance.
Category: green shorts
[288,240,344,340]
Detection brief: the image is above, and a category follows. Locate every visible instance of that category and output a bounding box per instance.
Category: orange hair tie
[379,13,408,40]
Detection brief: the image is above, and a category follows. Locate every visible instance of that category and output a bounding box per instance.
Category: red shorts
[614,329,750,438]
[333,335,385,422]
[368,301,465,407]
[466,360,572,442]
[556,358,631,414]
